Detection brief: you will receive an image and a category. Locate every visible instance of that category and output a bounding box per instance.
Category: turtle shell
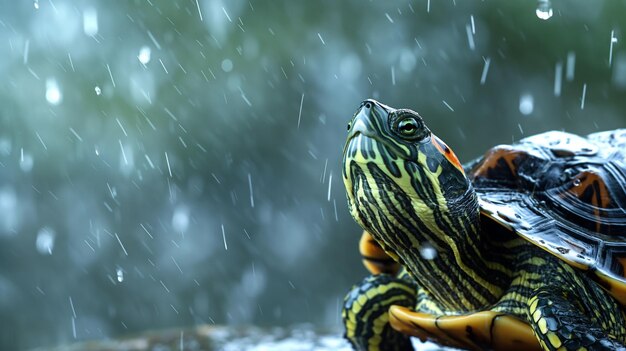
[468,129,626,306]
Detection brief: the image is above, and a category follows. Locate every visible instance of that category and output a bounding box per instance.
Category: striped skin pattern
[528,289,626,350]
[341,99,626,350]
[343,274,416,351]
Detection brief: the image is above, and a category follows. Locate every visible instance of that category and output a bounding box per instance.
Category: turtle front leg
[528,288,626,351]
[358,230,402,276]
[343,273,417,351]
[343,231,415,350]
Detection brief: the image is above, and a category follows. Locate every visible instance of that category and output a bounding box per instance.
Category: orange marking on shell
[568,172,611,207]
[432,134,464,175]
[471,147,520,179]
[567,171,612,232]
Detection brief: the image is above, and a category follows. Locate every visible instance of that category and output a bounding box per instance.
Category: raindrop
[138,46,151,65]
[172,207,189,232]
[35,227,55,255]
[94,86,101,95]
[221,59,233,72]
[45,78,62,105]
[536,0,553,20]
[519,93,534,115]
[399,49,416,72]
[83,8,98,36]
[116,267,124,282]
[419,243,437,260]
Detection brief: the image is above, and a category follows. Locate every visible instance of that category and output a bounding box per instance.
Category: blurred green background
[0,0,624,349]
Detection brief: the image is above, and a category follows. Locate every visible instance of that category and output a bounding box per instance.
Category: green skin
[341,99,626,351]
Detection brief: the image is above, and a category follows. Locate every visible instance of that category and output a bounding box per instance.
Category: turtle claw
[389,306,540,351]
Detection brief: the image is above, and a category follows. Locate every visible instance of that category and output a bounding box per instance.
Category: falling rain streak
[554,61,563,97]
[106,64,116,87]
[327,172,333,201]
[248,173,255,208]
[165,152,172,177]
[35,132,47,150]
[480,57,491,85]
[609,30,618,67]
[195,0,203,21]
[71,317,76,339]
[466,24,475,50]
[70,128,82,142]
[119,140,128,165]
[115,233,128,256]
[442,100,454,112]
[69,297,77,318]
[222,224,228,251]
[317,33,325,45]
[297,93,304,128]
[140,223,153,239]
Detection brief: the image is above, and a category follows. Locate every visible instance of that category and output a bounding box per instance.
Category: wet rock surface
[33,325,455,351]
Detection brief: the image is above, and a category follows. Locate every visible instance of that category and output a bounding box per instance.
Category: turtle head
[342,99,479,257]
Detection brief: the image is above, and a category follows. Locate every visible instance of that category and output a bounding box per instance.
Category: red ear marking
[432,134,464,175]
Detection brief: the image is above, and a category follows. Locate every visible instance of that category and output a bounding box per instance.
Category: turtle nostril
[364,102,372,109]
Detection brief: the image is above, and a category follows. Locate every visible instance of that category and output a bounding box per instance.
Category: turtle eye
[398,118,419,137]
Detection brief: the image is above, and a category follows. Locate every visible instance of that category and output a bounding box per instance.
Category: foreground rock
[33,324,454,351]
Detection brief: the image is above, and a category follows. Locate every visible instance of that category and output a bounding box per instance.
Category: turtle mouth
[343,133,382,165]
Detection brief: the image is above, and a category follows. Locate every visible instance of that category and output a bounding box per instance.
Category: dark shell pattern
[468,129,626,306]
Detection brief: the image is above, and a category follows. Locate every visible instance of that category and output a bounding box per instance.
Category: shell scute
[469,130,626,305]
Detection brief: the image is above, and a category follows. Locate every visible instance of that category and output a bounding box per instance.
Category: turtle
[341,99,626,351]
